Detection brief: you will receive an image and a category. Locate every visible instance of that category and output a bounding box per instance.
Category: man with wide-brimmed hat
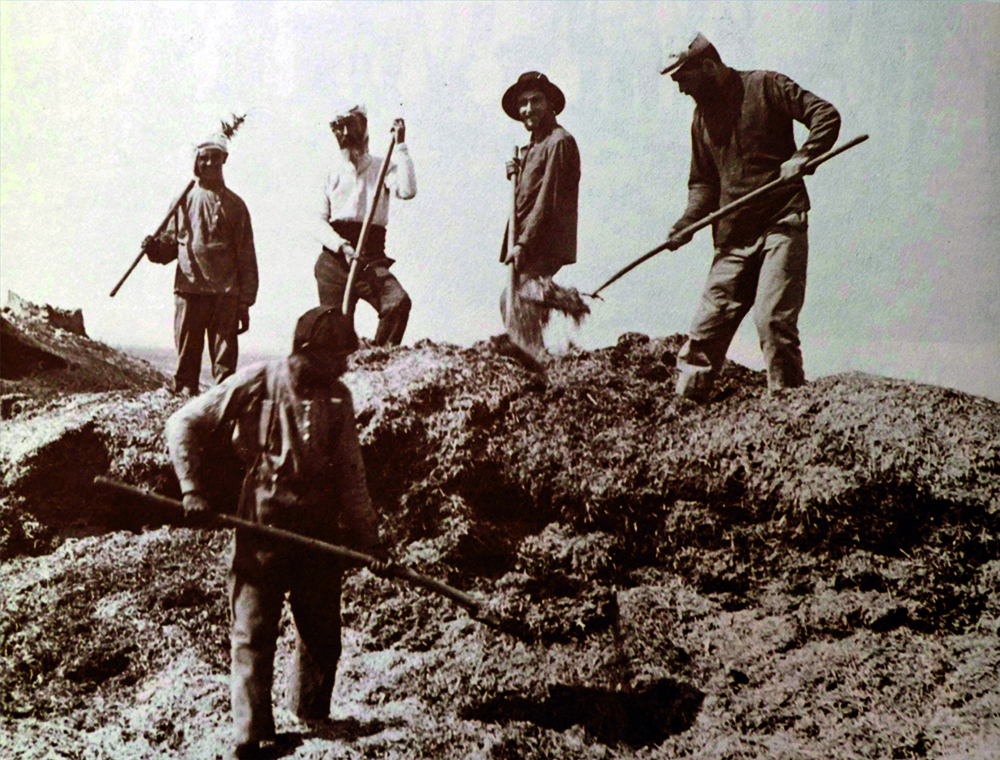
[661,33,840,402]
[166,306,385,759]
[499,71,587,373]
[313,102,416,346]
[143,131,259,397]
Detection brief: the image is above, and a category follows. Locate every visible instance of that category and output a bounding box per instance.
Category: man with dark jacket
[499,71,587,373]
[662,34,840,401]
[144,132,259,397]
[166,307,381,760]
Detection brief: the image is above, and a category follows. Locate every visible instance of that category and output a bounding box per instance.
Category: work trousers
[314,251,411,346]
[676,214,808,400]
[173,292,240,394]
[228,553,344,744]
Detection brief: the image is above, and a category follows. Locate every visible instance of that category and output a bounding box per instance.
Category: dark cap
[660,33,718,75]
[292,307,359,356]
[502,71,566,120]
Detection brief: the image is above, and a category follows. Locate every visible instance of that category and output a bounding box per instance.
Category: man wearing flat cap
[499,71,586,372]
[313,103,416,346]
[143,133,259,397]
[661,34,841,401]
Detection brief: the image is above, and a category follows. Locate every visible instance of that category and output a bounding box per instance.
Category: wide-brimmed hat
[502,71,566,120]
[660,33,719,75]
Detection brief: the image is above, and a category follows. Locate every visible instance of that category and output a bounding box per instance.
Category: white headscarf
[195,132,230,156]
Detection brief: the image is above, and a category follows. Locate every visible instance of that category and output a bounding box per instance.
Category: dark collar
[529,119,559,144]
[693,66,739,110]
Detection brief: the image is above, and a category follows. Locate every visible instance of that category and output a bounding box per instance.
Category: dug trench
[2,319,999,758]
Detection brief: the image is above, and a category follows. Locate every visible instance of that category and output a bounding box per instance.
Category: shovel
[93,476,512,633]
[341,132,398,316]
[587,134,870,300]
[110,179,196,297]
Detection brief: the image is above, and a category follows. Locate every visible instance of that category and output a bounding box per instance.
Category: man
[499,71,587,373]
[662,34,841,401]
[143,133,259,397]
[313,104,416,346]
[165,307,383,760]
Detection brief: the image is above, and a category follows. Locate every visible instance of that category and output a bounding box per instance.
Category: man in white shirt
[313,104,416,346]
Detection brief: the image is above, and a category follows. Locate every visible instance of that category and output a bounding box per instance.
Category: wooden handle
[110,179,196,297]
[342,134,398,315]
[587,134,870,299]
[502,146,520,325]
[509,145,519,250]
[93,475,491,616]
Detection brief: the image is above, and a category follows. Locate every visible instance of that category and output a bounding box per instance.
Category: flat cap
[660,33,718,75]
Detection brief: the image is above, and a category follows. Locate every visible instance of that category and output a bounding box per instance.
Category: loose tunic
[166,183,259,306]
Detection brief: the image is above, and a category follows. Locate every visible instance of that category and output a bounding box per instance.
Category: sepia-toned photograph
[2,2,998,758]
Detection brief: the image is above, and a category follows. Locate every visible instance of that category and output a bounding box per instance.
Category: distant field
[121,346,282,388]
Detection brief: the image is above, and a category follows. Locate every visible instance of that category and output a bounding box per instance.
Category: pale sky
[2,1,998,400]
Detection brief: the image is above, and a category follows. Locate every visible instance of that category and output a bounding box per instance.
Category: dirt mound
[1,295,176,556]
[1,293,167,415]
[2,311,998,759]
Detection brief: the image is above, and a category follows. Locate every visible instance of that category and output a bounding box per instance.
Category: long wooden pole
[342,135,398,316]
[587,134,870,299]
[502,145,519,328]
[110,179,196,297]
[93,476,500,628]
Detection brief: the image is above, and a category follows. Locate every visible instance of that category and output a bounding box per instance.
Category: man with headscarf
[166,306,384,760]
[313,104,416,346]
[143,132,259,397]
[661,34,841,402]
[499,71,588,374]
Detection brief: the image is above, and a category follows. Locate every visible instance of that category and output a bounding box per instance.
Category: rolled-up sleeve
[386,144,417,200]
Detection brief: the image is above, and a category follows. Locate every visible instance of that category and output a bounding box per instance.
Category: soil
[2,300,998,759]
